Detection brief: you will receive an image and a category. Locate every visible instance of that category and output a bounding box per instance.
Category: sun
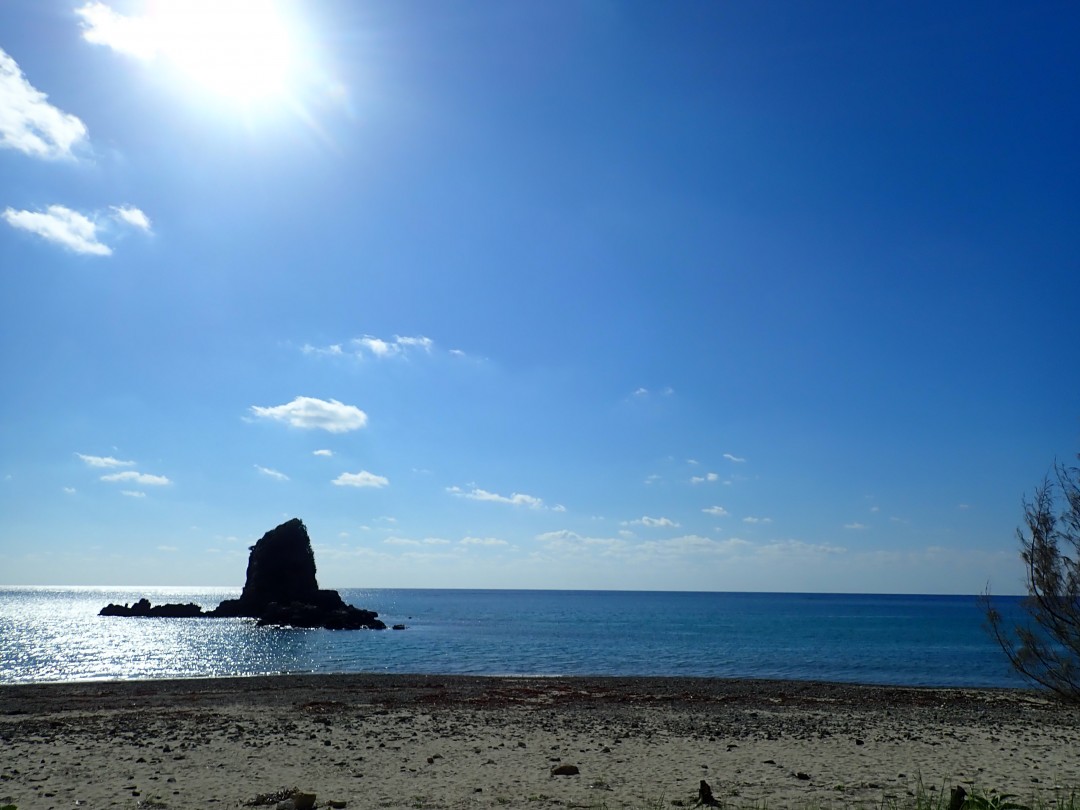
[146,0,301,103]
[77,0,309,106]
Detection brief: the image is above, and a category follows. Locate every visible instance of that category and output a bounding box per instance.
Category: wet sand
[2,674,1078,809]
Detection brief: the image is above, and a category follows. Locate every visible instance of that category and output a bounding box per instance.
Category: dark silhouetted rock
[213,518,319,618]
[99,598,205,618]
[99,518,387,630]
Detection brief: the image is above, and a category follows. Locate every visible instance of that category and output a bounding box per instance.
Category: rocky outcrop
[98,598,204,618]
[99,518,387,630]
[212,518,321,618]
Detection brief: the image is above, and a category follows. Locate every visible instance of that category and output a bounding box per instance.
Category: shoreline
[3,674,1078,809]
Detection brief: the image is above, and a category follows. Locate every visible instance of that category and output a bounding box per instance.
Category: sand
[2,674,1079,810]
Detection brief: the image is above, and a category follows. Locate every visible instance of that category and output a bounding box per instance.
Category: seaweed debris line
[99,518,388,630]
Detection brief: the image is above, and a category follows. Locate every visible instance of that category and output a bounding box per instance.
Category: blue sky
[1,1,1077,593]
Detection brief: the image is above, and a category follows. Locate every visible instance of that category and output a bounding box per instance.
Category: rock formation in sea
[99,518,387,630]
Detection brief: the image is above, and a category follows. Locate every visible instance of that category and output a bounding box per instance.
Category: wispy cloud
[121,490,146,498]
[742,516,772,524]
[110,205,152,231]
[702,505,729,516]
[3,203,151,255]
[63,487,77,494]
[691,472,719,484]
[303,334,436,360]
[447,486,544,509]
[3,205,111,255]
[101,470,171,486]
[333,471,389,488]
[76,453,135,468]
[631,386,674,398]
[637,535,749,557]
[255,465,289,482]
[250,396,368,433]
[844,522,869,530]
[312,449,334,457]
[461,536,510,547]
[0,48,88,159]
[622,516,680,528]
[723,453,746,463]
[384,536,449,547]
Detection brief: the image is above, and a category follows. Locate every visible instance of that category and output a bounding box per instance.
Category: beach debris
[245,787,302,806]
[550,764,580,776]
[695,779,719,807]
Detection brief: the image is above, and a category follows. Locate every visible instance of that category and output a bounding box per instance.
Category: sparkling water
[0,587,1028,687]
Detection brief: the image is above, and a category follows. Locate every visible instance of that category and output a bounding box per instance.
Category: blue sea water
[0,587,1029,688]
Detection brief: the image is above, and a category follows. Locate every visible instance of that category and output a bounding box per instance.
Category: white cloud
[461,537,509,547]
[844,522,869,530]
[312,449,334,457]
[3,206,111,255]
[0,48,88,159]
[447,486,544,509]
[742,516,772,524]
[333,470,389,488]
[75,2,157,59]
[250,396,368,433]
[353,334,434,358]
[302,343,344,357]
[101,470,171,486]
[702,505,729,516]
[63,487,77,494]
[121,489,146,498]
[630,386,674,398]
[157,545,178,552]
[637,535,746,557]
[644,474,661,485]
[691,472,719,484]
[394,335,434,351]
[255,465,289,482]
[111,205,152,231]
[622,516,680,528]
[384,537,421,547]
[76,453,135,468]
[758,540,846,557]
[723,453,746,463]
[385,536,451,547]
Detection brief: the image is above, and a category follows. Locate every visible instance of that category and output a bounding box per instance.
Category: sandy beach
[2,674,1078,809]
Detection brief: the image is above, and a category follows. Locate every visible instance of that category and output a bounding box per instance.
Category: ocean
[0,587,1029,688]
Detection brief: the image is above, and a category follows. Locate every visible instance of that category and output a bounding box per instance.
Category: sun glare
[145,0,301,104]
